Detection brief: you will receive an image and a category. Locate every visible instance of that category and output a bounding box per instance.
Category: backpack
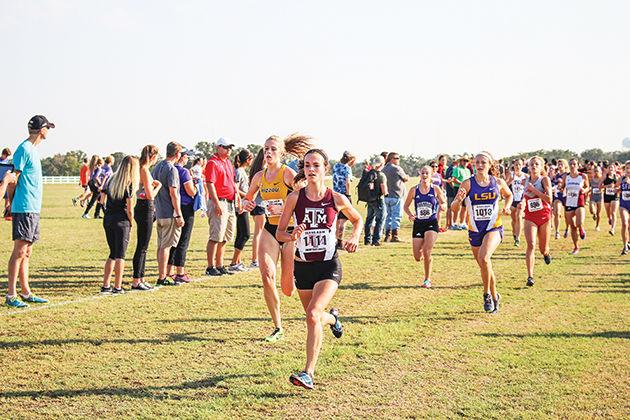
[357,169,382,203]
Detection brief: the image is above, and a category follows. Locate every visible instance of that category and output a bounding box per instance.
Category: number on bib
[622,191,630,201]
[473,204,494,221]
[301,229,329,253]
[527,198,543,212]
[592,187,600,194]
[605,187,616,196]
[416,202,433,220]
[262,199,284,217]
[565,190,579,207]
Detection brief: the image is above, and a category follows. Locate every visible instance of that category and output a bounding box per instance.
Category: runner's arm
[242,170,262,211]
[333,192,363,252]
[450,179,470,214]
[498,178,513,214]
[403,187,415,221]
[275,191,301,243]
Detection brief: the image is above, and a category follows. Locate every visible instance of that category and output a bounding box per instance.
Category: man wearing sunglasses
[382,152,409,242]
[204,137,238,276]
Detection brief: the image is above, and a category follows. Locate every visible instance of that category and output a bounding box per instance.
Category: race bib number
[565,190,579,207]
[527,198,543,212]
[605,187,616,196]
[416,202,433,220]
[622,191,630,201]
[300,229,329,253]
[473,204,494,221]
[262,199,284,217]
[592,187,600,194]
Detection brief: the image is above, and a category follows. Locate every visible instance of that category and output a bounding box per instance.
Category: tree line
[33,144,630,176]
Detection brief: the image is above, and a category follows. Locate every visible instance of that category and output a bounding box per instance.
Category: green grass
[0,184,628,418]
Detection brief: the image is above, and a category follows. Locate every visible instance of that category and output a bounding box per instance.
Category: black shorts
[12,212,40,243]
[251,205,265,216]
[564,205,584,212]
[338,194,351,220]
[264,221,293,245]
[294,257,342,290]
[511,200,521,208]
[412,219,439,239]
[103,218,131,260]
[603,195,618,203]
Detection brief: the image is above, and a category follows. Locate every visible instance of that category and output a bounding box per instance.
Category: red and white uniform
[293,188,338,262]
[524,176,552,226]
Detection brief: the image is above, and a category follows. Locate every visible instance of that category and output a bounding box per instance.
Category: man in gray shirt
[382,152,409,242]
[152,142,185,285]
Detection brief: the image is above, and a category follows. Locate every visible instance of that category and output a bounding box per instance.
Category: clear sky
[1,0,629,161]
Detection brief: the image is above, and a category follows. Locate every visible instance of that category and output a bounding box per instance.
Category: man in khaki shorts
[152,142,185,285]
[204,138,238,276]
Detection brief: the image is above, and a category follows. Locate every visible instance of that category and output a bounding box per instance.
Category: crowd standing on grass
[2,114,630,389]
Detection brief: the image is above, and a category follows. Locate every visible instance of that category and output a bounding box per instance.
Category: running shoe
[372,241,382,246]
[72,197,78,207]
[460,223,468,230]
[249,261,259,269]
[579,227,586,240]
[174,273,192,283]
[543,254,552,265]
[218,266,235,275]
[609,229,615,236]
[329,308,343,338]
[264,327,284,342]
[421,279,432,289]
[289,371,314,390]
[111,287,125,295]
[205,267,222,276]
[563,228,568,238]
[20,294,48,304]
[491,294,501,314]
[5,296,28,308]
[131,282,152,291]
[526,277,535,287]
[595,226,600,232]
[100,286,113,294]
[438,227,446,233]
[514,238,520,247]
[483,293,495,312]
[570,248,580,255]
[81,214,90,219]
[228,263,248,272]
[156,277,181,286]
[554,231,560,239]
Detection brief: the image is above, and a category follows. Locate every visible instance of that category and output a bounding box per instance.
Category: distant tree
[41,150,87,176]
[195,141,215,158]
[580,148,606,162]
[245,143,262,157]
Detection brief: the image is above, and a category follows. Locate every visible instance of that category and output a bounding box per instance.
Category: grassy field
[0,184,628,418]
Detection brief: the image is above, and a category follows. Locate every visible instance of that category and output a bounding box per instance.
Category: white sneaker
[249,261,259,268]
[82,214,90,219]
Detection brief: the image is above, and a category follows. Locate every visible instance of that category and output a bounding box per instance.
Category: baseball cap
[28,115,55,130]
[371,155,385,166]
[216,137,235,148]
[182,148,197,157]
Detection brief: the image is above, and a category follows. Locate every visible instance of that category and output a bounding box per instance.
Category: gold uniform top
[259,164,293,225]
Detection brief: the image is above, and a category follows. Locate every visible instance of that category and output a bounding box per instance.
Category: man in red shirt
[72,158,91,207]
[204,137,238,276]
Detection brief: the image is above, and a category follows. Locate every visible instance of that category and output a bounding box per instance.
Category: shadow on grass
[479,331,629,339]
[0,332,257,350]
[546,289,629,294]
[161,315,381,325]
[0,373,282,400]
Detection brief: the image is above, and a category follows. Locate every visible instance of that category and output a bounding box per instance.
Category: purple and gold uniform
[464,176,503,247]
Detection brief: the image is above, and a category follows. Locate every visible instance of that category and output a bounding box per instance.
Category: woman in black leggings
[229,149,254,271]
[131,145,162,290]
[167,151,198,282]
[101,156,140,294]
[82,156,103,219]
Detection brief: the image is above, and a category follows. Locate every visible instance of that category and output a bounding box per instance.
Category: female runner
[519,156,553,287]
[404,165,446,288]
[242,134,312,342]
[602,162,620,236]
[551,159,568,239]
[616,161,630,255]
[451,152,512,313]
[563,158,590,254]
[589,165,604,231]
[506,158,526,247]
[276,148,362,390]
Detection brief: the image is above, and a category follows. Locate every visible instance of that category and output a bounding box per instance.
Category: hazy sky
[1,0,629,161]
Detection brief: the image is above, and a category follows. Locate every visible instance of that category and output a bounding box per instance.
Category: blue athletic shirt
[414,185,439,223]
[11,139,43,214]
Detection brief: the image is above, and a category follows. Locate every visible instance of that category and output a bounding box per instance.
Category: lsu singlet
[465,176,502,233]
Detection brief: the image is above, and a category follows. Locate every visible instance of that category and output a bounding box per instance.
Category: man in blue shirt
[5,115,54,308]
